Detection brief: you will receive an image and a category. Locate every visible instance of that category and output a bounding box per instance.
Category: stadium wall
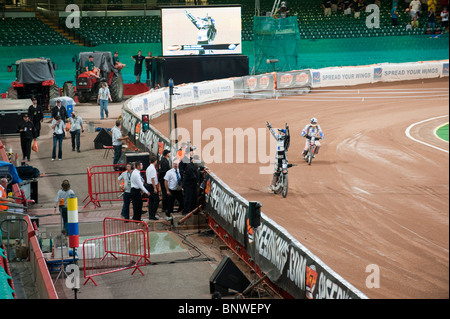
[121,59,448,299]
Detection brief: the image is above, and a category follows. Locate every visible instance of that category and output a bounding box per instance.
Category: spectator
[0,178,15,212]
[158,149,171,214]
[411,13,420,28]
[145,156,160,221]
[85,55,100,78]
[331,0,340,13]
[131,50,145,84]
[113,51,126,71]
[69,111,84,153]
[164,160,184,218]
[97,82,112,120]
[51,99,68,122]
[428,7,436,29]
[51,115,65,161]
[118,162,133,219]
[427,0,437,12]
[130,161,149,221]
[27,96,43,138]
[53,180,76,232]
[111,120,128,165]
[341,0,353,15]
[441,7,449,31]
[182,155,199,216]
[425,26,433,33]
[409,0,422,18]
[433,26,442,33]
[353,0,365,18]
[323,0,332,16]
[276,1,290,18]
[145,51,153,85]
[17,113,37,162]
[406,21,412,29]
[357,0,366,14]
[391,5,399,27]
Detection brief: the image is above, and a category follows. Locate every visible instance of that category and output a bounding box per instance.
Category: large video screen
[161,6,242,56]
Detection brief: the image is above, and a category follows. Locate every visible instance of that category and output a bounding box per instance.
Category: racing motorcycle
[272,123,295,198]
[305,135,319,166]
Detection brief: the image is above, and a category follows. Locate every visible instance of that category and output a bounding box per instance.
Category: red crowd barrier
[103,217,151,264]
[82,164,149,209]
[82,164,126,209]
[82,229,147,286]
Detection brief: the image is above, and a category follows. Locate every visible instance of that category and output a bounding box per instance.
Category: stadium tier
[0,17,72,46]
[1,0,448,46]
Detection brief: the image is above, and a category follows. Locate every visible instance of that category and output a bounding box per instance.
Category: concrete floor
[1,99,264,300]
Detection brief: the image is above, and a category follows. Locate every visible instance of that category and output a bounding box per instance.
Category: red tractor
[7,58,59,110]
[63,51,123,103]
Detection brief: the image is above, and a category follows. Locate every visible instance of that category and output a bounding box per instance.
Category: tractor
[7,58,60,110]
[63,51,123,103]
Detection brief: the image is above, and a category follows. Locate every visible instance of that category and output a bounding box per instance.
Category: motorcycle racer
[301,117,324,158]
[266,121,290,191]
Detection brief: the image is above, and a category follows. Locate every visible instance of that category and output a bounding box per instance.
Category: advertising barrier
[203,171,367,299]
[310,60,448,87]
[120,59,447,299]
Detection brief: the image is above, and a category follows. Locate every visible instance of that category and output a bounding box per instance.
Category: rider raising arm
[266,121,289,191]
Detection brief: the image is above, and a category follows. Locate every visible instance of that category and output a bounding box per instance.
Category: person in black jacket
[17,113,37,161]
[158,149,171,214]
[51,99,68,123]
[27,96,44,137]
[182,155,199,216]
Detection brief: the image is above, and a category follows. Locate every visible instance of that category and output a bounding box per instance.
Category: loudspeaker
[248,201,262,228]
[209,256,250,296]
[125,152,150,170]
[93,128,112,149]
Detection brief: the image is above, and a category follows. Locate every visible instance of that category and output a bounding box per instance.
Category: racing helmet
[310,117,318,125]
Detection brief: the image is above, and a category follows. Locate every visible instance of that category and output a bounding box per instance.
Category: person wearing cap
[17,113,37,162]
[27,96,43,138]
[51,99,68,123]
[85,55,100,78]
[69,111,84,153]
[113,51,126,71]
[158,149,171,214]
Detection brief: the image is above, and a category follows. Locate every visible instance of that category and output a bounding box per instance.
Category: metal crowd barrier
[82,229,147,286]
[82,164,126,209]
[103,217,151,264]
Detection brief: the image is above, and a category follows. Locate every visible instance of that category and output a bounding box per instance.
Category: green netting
[253,16,300,74]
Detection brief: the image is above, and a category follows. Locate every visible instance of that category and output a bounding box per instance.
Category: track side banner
[125,79,235,117]
[204,171,367,299]
[310,60,449,87]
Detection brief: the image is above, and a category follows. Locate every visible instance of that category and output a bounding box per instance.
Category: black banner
[204,172,367,299]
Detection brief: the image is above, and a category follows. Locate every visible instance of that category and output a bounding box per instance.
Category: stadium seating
[0,17,72,46]
[0,1,447,46]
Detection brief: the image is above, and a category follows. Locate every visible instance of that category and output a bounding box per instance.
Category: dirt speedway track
[151,78,449,299]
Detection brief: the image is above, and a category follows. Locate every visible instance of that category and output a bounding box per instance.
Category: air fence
[119,61,448,299]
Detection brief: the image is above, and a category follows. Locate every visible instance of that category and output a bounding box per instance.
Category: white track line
[405,115,449,153]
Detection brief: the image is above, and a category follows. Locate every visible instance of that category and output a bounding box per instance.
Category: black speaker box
[93,128,112,149]
[124,152,150,170]
[209,256,250,296]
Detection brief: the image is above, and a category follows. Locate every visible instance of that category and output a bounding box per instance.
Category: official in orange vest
[0,178,14,212]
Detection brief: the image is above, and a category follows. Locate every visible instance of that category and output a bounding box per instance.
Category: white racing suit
[267,123,289,188]
[301,124,324,156]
